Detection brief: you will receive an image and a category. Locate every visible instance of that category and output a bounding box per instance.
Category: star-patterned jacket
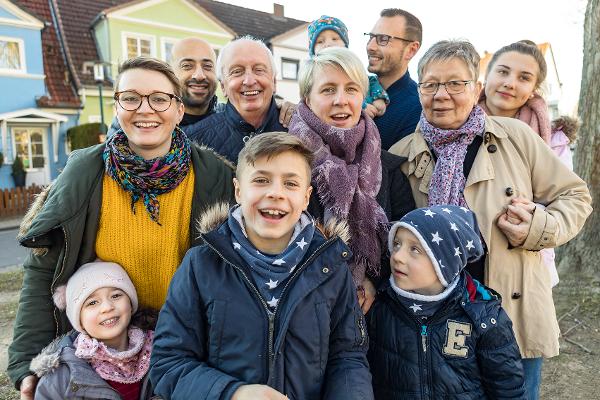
[368,273,525,400]
[150,203,373,400]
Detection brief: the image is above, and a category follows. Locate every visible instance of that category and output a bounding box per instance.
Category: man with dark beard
[108,37,221,135]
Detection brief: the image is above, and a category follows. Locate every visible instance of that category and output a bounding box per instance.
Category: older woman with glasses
[389,40,591,399]
[289,47,415,314]
[8,57,234,399]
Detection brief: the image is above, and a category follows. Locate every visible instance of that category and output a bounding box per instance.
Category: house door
[12,126,49,186]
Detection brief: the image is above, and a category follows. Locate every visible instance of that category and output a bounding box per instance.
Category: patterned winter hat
[307,15,349,56]
[388,205,484,287]
[53,261,139,333]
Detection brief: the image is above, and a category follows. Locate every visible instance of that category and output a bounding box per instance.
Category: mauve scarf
[289,101,388,285]
[479,92,551,144]
[420,105,486,207]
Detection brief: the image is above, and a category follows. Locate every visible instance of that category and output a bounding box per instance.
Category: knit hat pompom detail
[308,15,349,56]
[64,260,139,333]
[52,285,67,310]
[388,205,484,287]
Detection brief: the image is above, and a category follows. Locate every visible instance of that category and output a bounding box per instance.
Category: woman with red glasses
[8,57,234,399]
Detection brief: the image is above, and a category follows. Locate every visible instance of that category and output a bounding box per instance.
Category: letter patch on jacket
[443,320,472,358]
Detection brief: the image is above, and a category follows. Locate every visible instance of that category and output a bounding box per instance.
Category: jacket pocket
[207,299,227,368]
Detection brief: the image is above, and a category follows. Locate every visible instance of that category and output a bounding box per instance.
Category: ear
[176,101,185,124]
[473,80,483,103]
[233,177,242,204]
[220,79,228,98]
[303,185,313,211]
[405,41,420,60]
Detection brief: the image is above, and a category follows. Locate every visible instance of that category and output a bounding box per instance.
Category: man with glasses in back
[366,8,422,149]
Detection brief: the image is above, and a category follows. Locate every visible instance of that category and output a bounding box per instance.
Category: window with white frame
[124,34,155,59]
[161,38,177,64]
[0,37,25,72]
[13,127,45,169]
[281,58,299,81]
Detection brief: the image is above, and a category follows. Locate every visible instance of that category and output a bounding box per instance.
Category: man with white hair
[186,36,286,163]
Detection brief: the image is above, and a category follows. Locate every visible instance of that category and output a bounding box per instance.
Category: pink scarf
[479,92,551,144]
[420,105,486,207]
[74,327,153,384]
[289,101,388,285]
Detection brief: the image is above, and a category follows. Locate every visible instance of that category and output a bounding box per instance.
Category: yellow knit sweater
[95,170,194,310]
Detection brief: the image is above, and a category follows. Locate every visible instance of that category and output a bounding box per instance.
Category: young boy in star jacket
[368,205,525,399]
[150,132,373,400]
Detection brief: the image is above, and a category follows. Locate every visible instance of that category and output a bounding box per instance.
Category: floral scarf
[479,92,551,144]
[289,101,388,285]
[74,327,153,384]
[420,105,486,207]
[103,127,191,225]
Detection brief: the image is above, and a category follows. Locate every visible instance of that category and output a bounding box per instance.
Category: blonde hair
[236,132,314,179]
[299,47,368,99]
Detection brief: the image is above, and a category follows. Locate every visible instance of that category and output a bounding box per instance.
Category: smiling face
[220,40,276,128]
[234,151,312,255]
[79,287,132,351]
[115,68,184,159]
[172,38,217,115]
[484,51,540,118]
[420,57,481,130]
[390,227,444,295]
[366,15,418,87]
[306,64,363,129]
[314,29,345,54]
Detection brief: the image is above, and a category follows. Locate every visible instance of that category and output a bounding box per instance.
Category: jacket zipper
[420,324,427,353]
[50,226,69,336]
[202,234,337,382]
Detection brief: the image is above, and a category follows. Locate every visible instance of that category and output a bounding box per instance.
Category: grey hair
[216,35,277,81]
[417,40,480,82]
[298,47,369,99]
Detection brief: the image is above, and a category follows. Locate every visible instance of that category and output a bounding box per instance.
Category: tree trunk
[558,0,599,273]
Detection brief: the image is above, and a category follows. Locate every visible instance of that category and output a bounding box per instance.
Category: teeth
[243,90,260,96]
[333,114,349,118]
[134,122,159,128]
[263,209,286,216]
[100,318,117,326]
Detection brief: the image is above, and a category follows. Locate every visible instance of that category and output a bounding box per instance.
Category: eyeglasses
[114,90,181,112]
[417,80,473,95]
[364,32,413,46]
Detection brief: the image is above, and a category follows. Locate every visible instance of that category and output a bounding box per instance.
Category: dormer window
[0,37,25,73]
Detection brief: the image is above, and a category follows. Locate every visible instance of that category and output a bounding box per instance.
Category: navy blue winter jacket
[150,205,373,400]
[368,273,525,400]
[184,99,285,163]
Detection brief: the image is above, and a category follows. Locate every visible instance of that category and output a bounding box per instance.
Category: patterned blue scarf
[228,206,315,312]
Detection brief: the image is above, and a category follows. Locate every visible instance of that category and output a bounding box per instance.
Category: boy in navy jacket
[368,205,525,399]
[150,132,373,400]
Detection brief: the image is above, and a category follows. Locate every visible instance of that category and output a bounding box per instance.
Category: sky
[222,0,588,114]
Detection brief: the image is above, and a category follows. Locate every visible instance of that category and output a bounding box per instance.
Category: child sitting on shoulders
[368,205,525,399]
[308,15,389,119]
[150,132,373,400]
[31,261,155,400]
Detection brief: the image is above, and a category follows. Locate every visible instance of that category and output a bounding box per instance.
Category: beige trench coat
[389,115,592,358]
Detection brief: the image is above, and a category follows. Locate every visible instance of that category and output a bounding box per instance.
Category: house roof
[46,0,307,89]
[12,0,81,108]
[194,0,307,43]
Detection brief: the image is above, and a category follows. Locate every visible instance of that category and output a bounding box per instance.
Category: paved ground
[0,228,27,270]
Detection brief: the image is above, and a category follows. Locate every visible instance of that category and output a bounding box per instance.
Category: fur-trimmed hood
[197,202,351,244]
[30,332,74,378]
[552,115,579,143]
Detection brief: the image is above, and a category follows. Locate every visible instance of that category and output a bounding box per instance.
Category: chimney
[273,3,284,17]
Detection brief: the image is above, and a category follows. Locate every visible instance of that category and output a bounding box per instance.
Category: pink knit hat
[53,261,139,333]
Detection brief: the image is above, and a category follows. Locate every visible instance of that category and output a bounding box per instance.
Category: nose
[192,65,206,81]
[136,96,154,113]
[366,36,378,52]
[333,90,349,105]
[502,75,515,88]
[267,182,285,199]
[242,70,257,86]
[391,246,407,265]
[99,300,115,313]
[433,84,451,100]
